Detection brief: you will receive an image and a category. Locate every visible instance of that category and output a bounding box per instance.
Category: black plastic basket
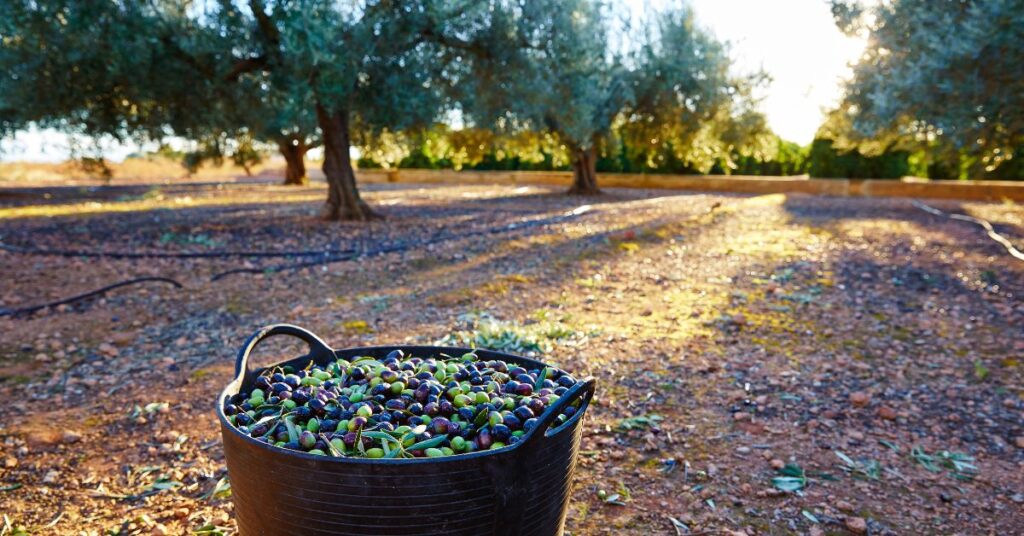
[217,324,597,536]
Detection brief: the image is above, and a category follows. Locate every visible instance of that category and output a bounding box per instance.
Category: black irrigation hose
[0,277,184,318]
[210,205,595,281]
[0,241,356,259]
[1,205,596,317]
[913,201,1024,262]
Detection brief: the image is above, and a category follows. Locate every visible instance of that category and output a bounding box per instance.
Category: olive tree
[0,1,316,185]
[833,0,1024,175]
[461,1,749,194]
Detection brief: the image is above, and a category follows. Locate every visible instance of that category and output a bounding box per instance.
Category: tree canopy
[833,0,1024,177]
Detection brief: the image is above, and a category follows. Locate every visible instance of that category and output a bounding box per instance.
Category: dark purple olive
[557,375,577,388]
[477,428,493,449]
[503,414,521,429]
[271,382,290,393]
[386,349,404,360]
[563,406,577,418]
[504,380,520,394]
[223,404,238,416]
[423,402,440,416]
[492,424,511,442]
[439,400,455,416]
[284,374,301,388]
[514,383,533,396]
[278,391,292,400]
[271,372,286,383]
[523,418,538,432]
[408,403,424,416]
[385,398,407,411]
[528,398,546,414]
[283,440,301,450]
[235,413,253,426]
[554,386,568,395]
[255,376,272,389]
[250,424,268,437]
[292,391,310,405]
[513,406,535,421]
[458,407,476,421]
[349,367,365,380]
[407,377,420,389]
[516,374,533,384]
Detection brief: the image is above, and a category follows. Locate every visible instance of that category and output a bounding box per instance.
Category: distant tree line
[358,127,1023,180]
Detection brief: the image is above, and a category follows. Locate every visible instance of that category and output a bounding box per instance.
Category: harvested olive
[229,351,584,459]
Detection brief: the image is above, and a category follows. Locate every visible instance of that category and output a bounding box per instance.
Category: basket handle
[528,376,596,441]
[234,324,335,382]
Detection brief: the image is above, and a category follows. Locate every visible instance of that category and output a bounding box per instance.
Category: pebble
[877,406,898,420]
[769,458,785,470]
[849,391,871,407]
[42,470,60,484]
[735,446,751,454]
[62,430,83,444]
[4,456,17,468]
[1015,437,1024,449]
[845,516,867,534]
[835,500,855,512]
[98,342,119,357]
[111,332,135,346]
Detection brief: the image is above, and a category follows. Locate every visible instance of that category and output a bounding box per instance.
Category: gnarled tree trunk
[568,145,600,195]
[277,138,308,186]
[315,103,378,221]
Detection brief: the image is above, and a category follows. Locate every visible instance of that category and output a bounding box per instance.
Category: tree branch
[223,56,267,82]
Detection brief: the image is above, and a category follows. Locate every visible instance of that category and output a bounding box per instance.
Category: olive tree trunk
[277,139,308,186]
[568,145,600,195]
[315,103,378,221]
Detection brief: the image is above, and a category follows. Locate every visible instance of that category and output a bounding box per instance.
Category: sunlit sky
[1,0,865,163]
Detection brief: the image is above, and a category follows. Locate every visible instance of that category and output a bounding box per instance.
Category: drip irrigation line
[2,205,597,317]
[0,240,356,259]
[210,204,594,281]
[912,201,1024,262]
[0,277,184,318]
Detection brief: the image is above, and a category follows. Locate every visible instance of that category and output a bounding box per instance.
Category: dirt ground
[0,177,1021,535]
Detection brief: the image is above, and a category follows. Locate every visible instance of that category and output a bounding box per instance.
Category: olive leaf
[407,435,447,451]
[534,367,549,391]
[283,416,299,443]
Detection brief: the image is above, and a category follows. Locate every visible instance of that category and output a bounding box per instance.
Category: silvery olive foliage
[459,1,765,192]
[834,0,1024,171]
